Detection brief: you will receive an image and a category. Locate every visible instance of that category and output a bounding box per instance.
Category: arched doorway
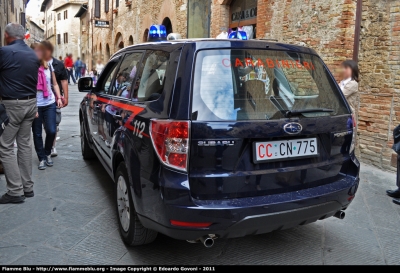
[115,32,124,51]
[162,17,173,35]
[128,35,134,45]
[143,29,149,42]
[105,44,110,61]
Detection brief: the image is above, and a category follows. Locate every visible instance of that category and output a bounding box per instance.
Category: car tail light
[150,120,190,172]
[349,113,357,154]
[170,220,212,228]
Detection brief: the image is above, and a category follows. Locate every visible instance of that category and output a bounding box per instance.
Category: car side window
[98,61,119,94]
[110,52,143,98]
[132,50,170,102]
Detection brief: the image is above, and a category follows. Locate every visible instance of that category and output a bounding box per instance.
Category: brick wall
[358,0,400,171]
[257,0,357,77]
[210,0,230,38]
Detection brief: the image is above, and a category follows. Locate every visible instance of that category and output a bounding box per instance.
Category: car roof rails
[256,38,279,42]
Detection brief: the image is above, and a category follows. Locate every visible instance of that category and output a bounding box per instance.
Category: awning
[75,4,88,18]
[40,0,50,12]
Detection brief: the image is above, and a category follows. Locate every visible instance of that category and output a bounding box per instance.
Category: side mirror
[78,77,93,92]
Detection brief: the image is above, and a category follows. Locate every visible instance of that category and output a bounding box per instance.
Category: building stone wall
[257,0,357,77]
[0,0,27,47]
[42,0,57,50]
[41,0,83,60]
[26,17,45,46]
[83,0,187,69]
[0,0,8,47]
[357,0,400,171]
[77,5,91,71]
[53,2,83,59]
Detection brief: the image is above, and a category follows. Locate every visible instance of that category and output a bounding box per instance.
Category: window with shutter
[57,34,61,44]
[94,0,100,18]
[105,0,109,13]
[20,12,26,27]
[116,0,119,8]
[11,0,14,11]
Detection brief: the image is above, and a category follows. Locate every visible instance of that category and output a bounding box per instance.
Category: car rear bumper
[138,173,359,241]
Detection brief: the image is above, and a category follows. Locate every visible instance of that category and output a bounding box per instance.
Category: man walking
[64,53,76,85]
[0,23,39,204]
[74,57,83,80]
[41,41,69,157]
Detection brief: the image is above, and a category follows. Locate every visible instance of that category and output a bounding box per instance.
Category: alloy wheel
[117,175,130,232]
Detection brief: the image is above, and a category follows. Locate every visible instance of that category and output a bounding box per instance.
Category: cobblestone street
[0,86,399,265]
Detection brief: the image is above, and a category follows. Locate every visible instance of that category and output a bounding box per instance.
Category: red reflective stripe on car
[96,97,149,138]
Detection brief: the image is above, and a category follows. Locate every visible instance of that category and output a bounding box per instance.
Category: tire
[81,120,96,160]
[115,163,158,246]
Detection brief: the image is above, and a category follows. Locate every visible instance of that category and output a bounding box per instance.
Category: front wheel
[115,163,158,246]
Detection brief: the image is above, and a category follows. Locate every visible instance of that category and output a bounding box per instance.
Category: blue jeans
[67,68,76,84]
[32,103,57,161]
[75,69,81,79]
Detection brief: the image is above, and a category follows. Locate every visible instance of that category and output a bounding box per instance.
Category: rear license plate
[254,138,318,163]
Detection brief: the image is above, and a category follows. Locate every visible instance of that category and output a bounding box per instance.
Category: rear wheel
[115,163,158,246]
[80,120,96,159]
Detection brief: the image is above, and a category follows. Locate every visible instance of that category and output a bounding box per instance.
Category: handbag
[0,103,10,137]
[392,124,400,154]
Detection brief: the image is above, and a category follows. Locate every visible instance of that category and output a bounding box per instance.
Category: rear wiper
[284,108,334,118]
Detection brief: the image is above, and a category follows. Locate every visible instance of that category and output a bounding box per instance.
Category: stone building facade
[25,17,45,46]
[40,0,84,59]
[358,0,400,171]
[0,0,28,47]
[76,0,188,69]
[75,0,400,171]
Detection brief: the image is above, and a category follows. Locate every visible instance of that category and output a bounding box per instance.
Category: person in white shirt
[339,60,359,114]
[30,43,63,170]
[95,59,105,76]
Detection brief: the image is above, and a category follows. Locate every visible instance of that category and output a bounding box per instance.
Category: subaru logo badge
[283,123,303,135]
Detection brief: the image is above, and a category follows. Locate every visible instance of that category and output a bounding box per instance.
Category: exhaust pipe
[334,211,345,220]
[199,236,214,248]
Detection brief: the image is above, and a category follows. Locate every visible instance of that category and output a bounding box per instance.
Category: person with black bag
[0,23,40,204]
[387,124,400,205]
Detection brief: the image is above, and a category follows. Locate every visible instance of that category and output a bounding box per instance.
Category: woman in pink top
[31,43,63,170]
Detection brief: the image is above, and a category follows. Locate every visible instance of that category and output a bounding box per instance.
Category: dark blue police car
[78,25,360,247]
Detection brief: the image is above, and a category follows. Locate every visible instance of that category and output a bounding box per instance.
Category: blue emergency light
[148,25,167,42]
[228,31,248,40]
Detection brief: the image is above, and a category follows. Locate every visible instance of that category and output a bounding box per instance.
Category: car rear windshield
[191,49,349,121]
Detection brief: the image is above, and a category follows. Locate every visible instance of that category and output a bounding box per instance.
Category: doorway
[162,17,173,35]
